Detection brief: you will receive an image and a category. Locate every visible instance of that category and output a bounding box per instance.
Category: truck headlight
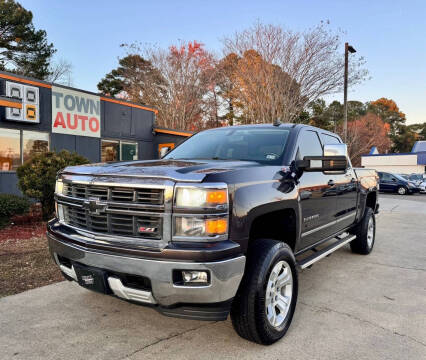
[174,216,228,238]
[55,179,64,195]
[175,184,228,209]
[173,183,229,241]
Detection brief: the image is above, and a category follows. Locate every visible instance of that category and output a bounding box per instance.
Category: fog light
[182,270,209,284]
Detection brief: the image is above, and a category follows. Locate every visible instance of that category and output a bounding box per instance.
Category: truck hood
[62,159,261,183]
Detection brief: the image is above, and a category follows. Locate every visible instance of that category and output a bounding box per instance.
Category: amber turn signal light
[206,189,227,204]
[205,218,228,235]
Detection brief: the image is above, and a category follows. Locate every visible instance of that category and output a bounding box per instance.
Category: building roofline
[153,127,193,137]
[362,152,426,157]
[0,70,158,114]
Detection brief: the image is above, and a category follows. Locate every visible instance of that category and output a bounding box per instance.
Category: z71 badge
[138,226,156,233]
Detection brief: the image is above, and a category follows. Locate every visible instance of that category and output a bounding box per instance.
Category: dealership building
[0,71,191,195]
[361,142,426,174]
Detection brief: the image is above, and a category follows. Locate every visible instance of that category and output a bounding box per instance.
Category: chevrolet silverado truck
[48,124,379,345]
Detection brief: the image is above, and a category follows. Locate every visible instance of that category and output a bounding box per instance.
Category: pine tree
[0,0,56,79]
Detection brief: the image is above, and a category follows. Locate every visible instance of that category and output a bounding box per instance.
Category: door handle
[328,179,335,186]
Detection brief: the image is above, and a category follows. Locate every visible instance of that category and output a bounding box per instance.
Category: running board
[297,234,356,270]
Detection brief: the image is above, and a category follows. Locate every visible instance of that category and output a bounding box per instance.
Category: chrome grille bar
[58,181,166,241]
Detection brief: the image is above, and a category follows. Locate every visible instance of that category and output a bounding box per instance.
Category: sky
[20,0,426,124]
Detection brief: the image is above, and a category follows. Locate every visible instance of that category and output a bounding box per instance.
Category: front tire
[397,186,407,195]
[350,207,375,255]
[230,239,298,345]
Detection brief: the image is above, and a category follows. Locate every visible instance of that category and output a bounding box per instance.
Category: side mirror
[160,146,171,158]
[295,143,348,172]
[323,143,348,157]
[392,178,397,182]
[296,156,348,172]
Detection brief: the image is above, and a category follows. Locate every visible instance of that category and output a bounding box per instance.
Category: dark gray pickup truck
[48,123,379,344]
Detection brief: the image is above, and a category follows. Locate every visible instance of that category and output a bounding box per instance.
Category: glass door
[120,142,138,161]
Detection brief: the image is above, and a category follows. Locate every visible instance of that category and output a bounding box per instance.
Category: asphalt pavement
[0,194,425,360]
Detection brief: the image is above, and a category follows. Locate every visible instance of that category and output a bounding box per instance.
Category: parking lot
[0,193,425,360]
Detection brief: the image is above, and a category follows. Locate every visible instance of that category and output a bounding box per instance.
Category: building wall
[0,172,21,196]
[154,132,191,158]
[0,71,158,195]
[361,154,424,174]
[362,164,424,174]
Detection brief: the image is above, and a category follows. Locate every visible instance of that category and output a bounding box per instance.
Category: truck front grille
[63,183,163,205]
[58,183,165,240]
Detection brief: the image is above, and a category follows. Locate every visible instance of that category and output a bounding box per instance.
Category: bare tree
[144,41,216,131]
[222,22,368,123]
[46,58,73,85]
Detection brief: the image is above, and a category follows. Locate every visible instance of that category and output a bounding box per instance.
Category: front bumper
[47,231,245,320]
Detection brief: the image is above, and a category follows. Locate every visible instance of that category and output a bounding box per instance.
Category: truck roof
[203,123,341,140]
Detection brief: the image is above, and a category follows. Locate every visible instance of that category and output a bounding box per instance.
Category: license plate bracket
[73,263,110,294]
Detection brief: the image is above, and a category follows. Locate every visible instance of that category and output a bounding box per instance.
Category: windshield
[394,174,408,181]
[164,128,290,165]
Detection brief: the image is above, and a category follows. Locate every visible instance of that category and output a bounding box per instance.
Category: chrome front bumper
[48,233,246,308]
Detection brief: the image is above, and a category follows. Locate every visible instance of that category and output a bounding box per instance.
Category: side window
[321,133,341,145]
[297,130,323,159]
[382,173,391,181]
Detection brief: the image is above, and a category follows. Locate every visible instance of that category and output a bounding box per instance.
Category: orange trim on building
[154,128,192,137]
[0,73,51,88]
[101,97,158,114]
[0,99,22,109]
[158,143,175,157]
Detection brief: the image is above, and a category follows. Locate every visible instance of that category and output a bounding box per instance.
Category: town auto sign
[52,86,100,138]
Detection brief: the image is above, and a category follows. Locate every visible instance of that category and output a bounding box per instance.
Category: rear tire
[350,207,375,255]
[230,239,298,345]
[397,186,407,195]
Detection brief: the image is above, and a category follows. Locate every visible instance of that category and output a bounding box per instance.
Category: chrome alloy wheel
[398,187,406,195]
[367,216,375,248]
[265,260,293,329]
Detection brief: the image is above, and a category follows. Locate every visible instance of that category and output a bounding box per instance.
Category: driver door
[297,130,338,250]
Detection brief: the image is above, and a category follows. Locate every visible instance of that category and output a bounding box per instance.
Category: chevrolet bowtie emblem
[82,197,107,215]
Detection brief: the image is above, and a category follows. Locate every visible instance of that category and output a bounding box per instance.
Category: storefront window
[23,131,49,163]
[0,129,20,171]
[101,140,138,162]
[101,140,119,162]
[121,142,138,161]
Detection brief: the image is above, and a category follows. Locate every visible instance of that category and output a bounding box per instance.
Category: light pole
[343,42,356,143]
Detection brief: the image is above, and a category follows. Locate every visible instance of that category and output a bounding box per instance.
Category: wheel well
[366,192,377,210]
[249,209,297,251]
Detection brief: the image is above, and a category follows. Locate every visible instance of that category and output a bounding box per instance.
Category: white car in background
[408,174,426,193]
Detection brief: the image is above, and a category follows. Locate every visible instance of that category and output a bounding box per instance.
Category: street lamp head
[348,45,356,53]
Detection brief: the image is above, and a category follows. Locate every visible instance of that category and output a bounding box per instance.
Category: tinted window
[394,174,407,182]
[381,173,392,181]
[321,133,341,145]
[297,130,323,159]
[165,128,290,165]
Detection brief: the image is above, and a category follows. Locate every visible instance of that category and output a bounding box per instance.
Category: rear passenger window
[321,134,341,145]
[297,130,323,159]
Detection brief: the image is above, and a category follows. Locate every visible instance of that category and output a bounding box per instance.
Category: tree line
[302,98,425,165]
[97,23,424,164]
[97,22,368,131]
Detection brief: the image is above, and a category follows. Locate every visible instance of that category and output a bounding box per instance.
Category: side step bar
[297,234,356,270]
